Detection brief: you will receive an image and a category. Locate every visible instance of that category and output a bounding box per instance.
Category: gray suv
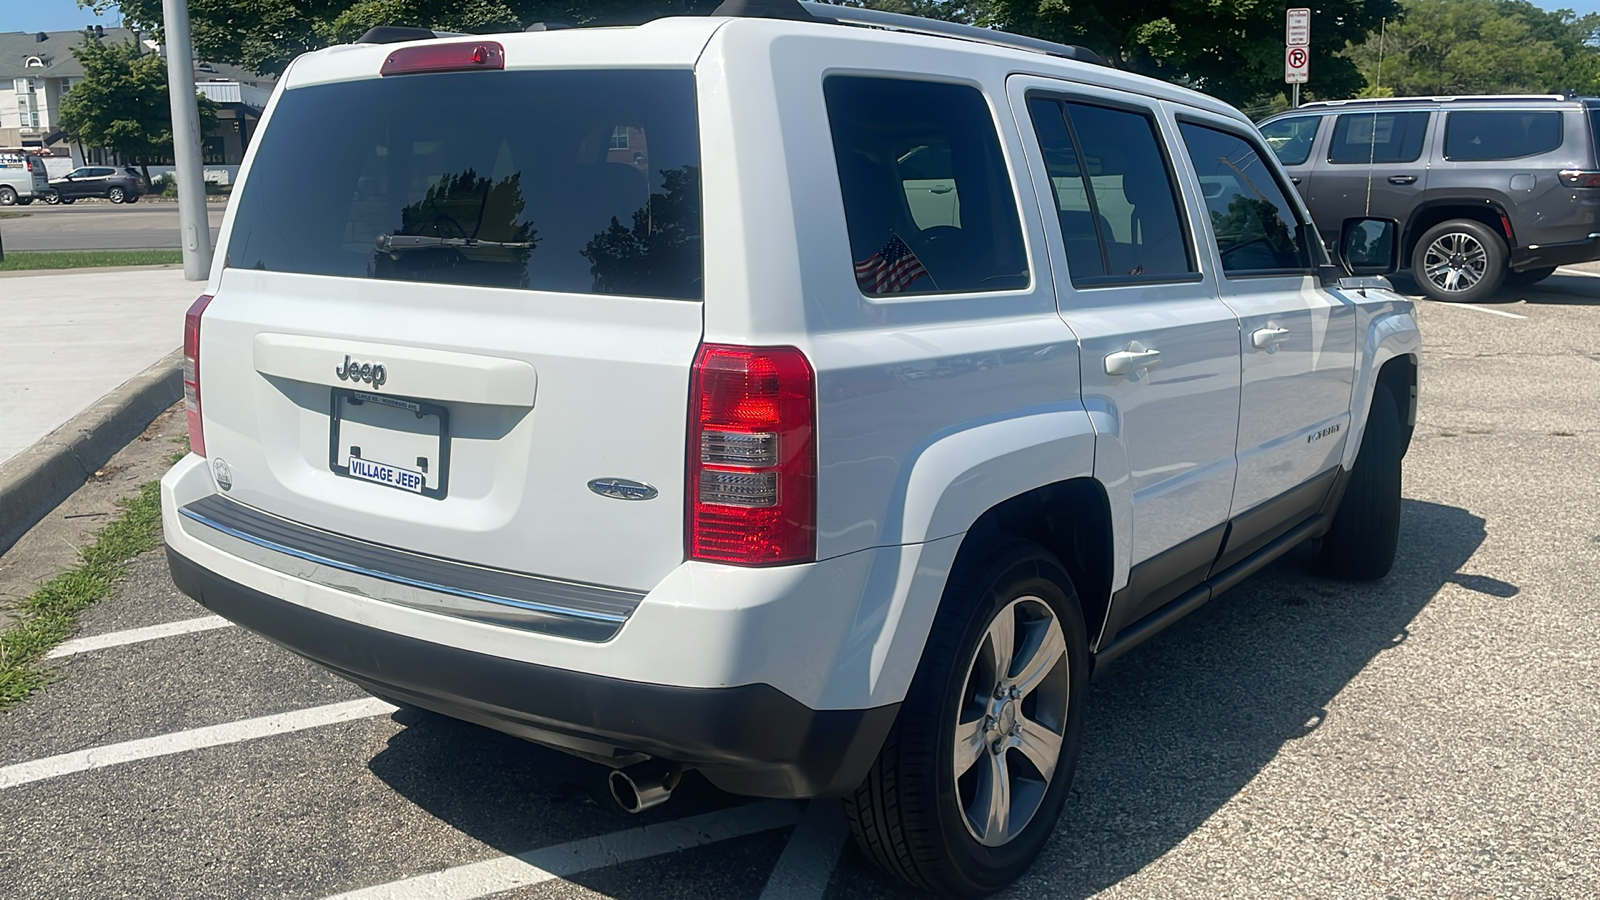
[1260,95,1600,302]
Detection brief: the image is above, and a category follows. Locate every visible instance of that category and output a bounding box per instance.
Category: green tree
[55,34,218,182]
[92,0,726,76]
[983,0,1398,106]
[1343,0,1600,96]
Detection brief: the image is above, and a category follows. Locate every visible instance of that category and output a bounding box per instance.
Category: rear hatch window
[227,69,703,299]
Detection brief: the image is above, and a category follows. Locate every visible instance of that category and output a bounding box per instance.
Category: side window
[1178,123,1308,276]
[1026,96,1195,284]
[1259,115,1322,166]
[1444,111,1563,161]
[825,76,1028,295]
[1328,111,1431,164]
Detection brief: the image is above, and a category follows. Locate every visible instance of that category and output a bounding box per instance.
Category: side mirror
[1339,217,1401,276]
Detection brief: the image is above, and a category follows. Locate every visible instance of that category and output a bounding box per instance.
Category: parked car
[1260,94,1600,302]
[162,3,1420,894]
[44,165,145,204]
[0,151,51,205]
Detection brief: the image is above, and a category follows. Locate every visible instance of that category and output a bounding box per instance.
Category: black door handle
[1388,175,1418,185]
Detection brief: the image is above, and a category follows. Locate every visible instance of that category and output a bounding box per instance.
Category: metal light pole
[161,0,213,281]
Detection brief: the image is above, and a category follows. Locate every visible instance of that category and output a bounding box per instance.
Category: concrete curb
[0,349,183,556]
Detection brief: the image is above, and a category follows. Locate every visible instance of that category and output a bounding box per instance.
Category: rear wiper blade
[375,234,536,254]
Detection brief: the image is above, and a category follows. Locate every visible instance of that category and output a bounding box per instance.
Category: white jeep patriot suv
[161,1,1421,893]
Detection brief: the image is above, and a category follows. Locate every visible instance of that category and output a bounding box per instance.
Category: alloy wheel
[1422,231,1489,294]
[952,595,1069,847]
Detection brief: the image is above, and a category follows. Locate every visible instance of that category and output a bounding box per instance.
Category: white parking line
[323,800,802,900]
[0,698,395,790]
[1555,266,1600,278]
[1424,300,1527,319]
[759,800,849,900]
[46,615,234,658]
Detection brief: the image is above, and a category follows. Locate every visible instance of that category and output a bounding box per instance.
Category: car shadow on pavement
[1504,274,1600,305]
[827,498,1492,899]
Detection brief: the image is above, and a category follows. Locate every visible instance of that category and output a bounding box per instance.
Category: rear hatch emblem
[588,478,658,501]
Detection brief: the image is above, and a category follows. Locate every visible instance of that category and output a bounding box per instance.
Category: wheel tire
[107,187,126,203]
[844,539,1089,897]
[1411,219,1507,302]
[16,197,32,205]
[60,196,74,204]
[0,186,16,206]
[124,194,139,204]
[1504,266,1556,288]
[1315,386,1403,581]
[43,191,60,205]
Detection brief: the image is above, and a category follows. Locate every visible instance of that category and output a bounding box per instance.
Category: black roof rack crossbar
[794,1,1103,64]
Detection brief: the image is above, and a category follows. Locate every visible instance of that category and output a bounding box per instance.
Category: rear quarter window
[825,76,1028,296]
[226,69,703,299]
[1444,111,1563,161]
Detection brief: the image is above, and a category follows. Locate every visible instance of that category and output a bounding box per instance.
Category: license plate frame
[328,389,451,500]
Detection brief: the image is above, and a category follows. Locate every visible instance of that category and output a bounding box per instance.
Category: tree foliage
[93,0,725,75]
[982,0,1398,106]
[55,34,217,178]
[1343,0,1600,97]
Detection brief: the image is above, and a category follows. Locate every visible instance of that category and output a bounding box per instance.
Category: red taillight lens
[1559,169,1600,187]
[380,41,504,76]
[183,294,213,458]
[688,344,816,566]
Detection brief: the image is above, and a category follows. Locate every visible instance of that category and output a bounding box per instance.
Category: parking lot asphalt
[1,276,1596,899]
[0,202,225,251]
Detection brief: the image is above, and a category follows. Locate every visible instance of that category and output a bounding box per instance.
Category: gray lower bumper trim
[177,495,642,641]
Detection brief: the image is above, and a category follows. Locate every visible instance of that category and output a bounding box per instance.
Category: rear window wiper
[375,234,537,254]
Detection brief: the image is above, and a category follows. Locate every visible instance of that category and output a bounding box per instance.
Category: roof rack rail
[1297,94,1576,109]
[711,0,1104,65]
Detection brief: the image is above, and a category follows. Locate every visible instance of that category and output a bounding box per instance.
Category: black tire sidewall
[1411,219,1507,303]
[1317,386,1402,580]
[918,544,1090,893]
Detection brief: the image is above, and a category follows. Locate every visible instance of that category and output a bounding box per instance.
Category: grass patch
[0,209,30,219]
[0,249,183,271]
[0,480,164,709]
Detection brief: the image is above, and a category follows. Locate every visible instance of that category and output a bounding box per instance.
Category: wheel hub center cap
[990,697,1018,743]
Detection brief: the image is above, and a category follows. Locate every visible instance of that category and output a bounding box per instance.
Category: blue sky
[7,0,1600,32]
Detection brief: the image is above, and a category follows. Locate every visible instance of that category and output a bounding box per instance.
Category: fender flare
[1343,299,1421,470]
[828,404,1099,708]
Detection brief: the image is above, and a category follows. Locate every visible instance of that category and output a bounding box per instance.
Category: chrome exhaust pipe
[608,759,683,813]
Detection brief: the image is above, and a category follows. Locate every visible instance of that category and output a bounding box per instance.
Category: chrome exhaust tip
[608,759,683,813]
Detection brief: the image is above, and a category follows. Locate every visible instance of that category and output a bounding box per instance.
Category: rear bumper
[1511,234,1600,271]
[167,547,896,798]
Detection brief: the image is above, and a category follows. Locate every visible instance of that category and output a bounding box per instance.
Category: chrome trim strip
[177,498,640,633]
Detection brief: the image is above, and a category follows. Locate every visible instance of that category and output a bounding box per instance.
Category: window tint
[226,70,702,299]
[1444,111,1563,160]
[825,76,1027,295]
[1179,123,1307,275]
[1259,115,1321,166]
[1026,97,1194,284]
[1328,111,1430,164]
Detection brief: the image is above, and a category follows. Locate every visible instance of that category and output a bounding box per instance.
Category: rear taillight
[687,344,816,566]
[1559,169,1600,187]
[380,41,504,76]
[183,294,213,458]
